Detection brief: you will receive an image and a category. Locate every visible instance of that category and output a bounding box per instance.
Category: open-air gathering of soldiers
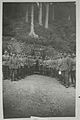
[2,50,76,88]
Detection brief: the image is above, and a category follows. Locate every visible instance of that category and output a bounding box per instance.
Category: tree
[39,2,43,26]
[29,3,38,38]
[26,6,28,22]
[68,15,71,21]
[45,3,49,29]
[52,4,54,21]
[50,3,54,21]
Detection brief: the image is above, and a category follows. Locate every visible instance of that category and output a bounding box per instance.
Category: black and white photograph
[1,0,78,119]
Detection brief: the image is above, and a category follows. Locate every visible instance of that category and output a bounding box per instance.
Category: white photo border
[0,0,80,120]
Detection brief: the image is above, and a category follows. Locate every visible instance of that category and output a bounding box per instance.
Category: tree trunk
[29,4,38,38]
[68,15,71,21]
[52,5,54,21]
[39,3,42,26]
[30,4,34,34]
[45,3,49,29]
[26,6,28,22]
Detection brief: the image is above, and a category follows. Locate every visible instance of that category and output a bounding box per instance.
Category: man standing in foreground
[2,51,10,79]
[59,53,71,88]
[9,53,18,81]
[71,53,76,87]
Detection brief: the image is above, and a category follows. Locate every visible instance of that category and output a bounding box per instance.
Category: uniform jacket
[59,56,72,72]
[71,57,76,71]
[2,54,9,66]
[9,56,18,69]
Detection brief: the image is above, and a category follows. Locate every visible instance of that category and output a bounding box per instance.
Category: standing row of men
[57,53,76,88]
[39,52,76,88]
[2,51,36,81]
[2,50,76,88]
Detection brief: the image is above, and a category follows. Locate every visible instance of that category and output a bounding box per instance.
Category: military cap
[72,53,76,57]
[4,50,8,54]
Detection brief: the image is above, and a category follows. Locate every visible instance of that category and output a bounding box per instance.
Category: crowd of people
[2,50,76,88]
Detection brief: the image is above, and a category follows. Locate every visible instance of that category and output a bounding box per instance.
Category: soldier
[23,54,28,77]
[16,54,22,79]
[28,56,32,75]
[2,51,10,79]
[45,64,49,76]
[45,59,52,76]
[21,54,25,77]
[43,60,47,75]
[39,57,43,75]
[16,53,21,80]
[23,54,27,77]
[25,55,29,76]
[71,53,76,87]
[50,59,55,77]
[32,57,36,74]
[35,57,39,73]
[19,54,24,79]
[9,52,13,79]
[27,56,31,75]
[14,54,19,80]
[57,55,63,81]
[59,53,71,88]
[9,53,18,81]
[52,58,59,78]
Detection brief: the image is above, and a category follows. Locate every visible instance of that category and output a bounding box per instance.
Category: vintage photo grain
[1,1,77,119]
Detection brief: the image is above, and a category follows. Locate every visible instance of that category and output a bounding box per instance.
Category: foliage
[2,17,76,56]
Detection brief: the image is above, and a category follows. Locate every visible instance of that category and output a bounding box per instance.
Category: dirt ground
[3,75,75,118]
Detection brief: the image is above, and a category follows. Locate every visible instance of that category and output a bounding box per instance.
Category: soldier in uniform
[9,52,13,79]
[16,53,21,80]
[19,54,24,79]
[39,57,43,75]
[25,55,29,76]
[45,64,49,76]
[16,54,21,79]
[59,53,71,88]
[43,60,46,75]
[52,58,58,78]
[57,56,62,81]
[28,56,32,75]
[27,56,30,75]
[22,54,28,77]
[45,59,52,76]
[32,57,36,74]
[71,53,76,87]
[35,57,39,73]
[9,53,18,81]
[50,59,55,77]
[2,51,10,79]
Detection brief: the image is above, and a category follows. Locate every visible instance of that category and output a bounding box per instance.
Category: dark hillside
[2,2,76,56]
